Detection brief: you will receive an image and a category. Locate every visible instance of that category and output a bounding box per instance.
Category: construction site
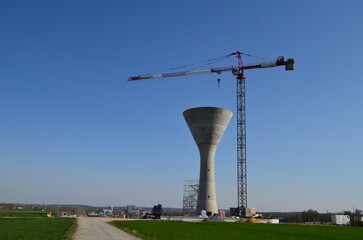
[126,51,363,227]
[128,51,294,219]
[2,1,363,239]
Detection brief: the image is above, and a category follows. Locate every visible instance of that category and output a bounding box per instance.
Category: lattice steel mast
[234,52,248,217]
[128,51,294,218]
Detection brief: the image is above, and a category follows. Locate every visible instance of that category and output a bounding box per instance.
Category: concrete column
[183,107,233,216]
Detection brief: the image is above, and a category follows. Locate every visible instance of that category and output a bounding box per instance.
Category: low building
[353,215,363,226]
[126,205,140,219]
[229,207,256,217]
[331,215,350,225]
[246,208,256,217]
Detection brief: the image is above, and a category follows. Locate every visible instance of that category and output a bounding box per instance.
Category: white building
[245,208,256,217]
[331,215,350,225]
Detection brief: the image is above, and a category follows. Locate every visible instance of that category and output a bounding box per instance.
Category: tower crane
[128,51,295,217]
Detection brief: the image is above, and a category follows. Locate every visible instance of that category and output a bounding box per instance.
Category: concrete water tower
[183,107,233,216]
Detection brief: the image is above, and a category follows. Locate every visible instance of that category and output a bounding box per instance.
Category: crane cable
[145,53,232,76]
[143,52,270,76]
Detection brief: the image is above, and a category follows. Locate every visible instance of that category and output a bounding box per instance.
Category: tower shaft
[197,145,218,215]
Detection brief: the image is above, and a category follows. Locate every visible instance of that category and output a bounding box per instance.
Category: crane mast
[235,52,248,217]
[128,51,294,218]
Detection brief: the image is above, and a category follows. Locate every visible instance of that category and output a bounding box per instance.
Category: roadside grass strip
[110,220,363,240]
[0,210,56,218]
[0,218,76,240]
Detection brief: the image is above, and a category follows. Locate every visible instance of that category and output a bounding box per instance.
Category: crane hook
[217,78,221,88]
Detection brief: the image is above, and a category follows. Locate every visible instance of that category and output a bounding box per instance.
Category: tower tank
[183,107,233,216]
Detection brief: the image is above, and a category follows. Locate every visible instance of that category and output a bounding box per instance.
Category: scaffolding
[183,179,199,216]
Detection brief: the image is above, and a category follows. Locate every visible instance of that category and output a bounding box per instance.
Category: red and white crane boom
[128,52,294,81]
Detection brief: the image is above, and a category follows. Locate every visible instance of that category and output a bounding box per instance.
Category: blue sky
[1,0,362,212]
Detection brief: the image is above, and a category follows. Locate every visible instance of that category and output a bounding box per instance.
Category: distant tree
[301,209,319,223]
[344,210,352,215]
[286,213,302,223]
[0,203,15,210]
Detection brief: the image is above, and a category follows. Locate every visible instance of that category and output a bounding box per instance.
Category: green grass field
[0,217,76,240]
[110,220,363,240]
[0,210,55,218]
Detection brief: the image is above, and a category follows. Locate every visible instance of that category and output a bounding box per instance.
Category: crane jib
[128,58,294,81]
[128,67,234,81]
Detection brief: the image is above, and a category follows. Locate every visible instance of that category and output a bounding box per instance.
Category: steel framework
[236,73,247,217]
[233,52,248,217]
[182,179,199,216]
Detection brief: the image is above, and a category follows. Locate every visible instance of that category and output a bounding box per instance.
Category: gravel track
[73,217,142,240]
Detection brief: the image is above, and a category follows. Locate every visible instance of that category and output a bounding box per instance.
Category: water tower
[183,107,233,216]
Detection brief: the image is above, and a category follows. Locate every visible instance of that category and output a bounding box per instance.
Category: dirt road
[73,217,142,240]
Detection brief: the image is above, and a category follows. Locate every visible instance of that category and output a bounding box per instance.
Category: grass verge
[0,217,77,240]
[110,220,363,240]
[0,210,55,218]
